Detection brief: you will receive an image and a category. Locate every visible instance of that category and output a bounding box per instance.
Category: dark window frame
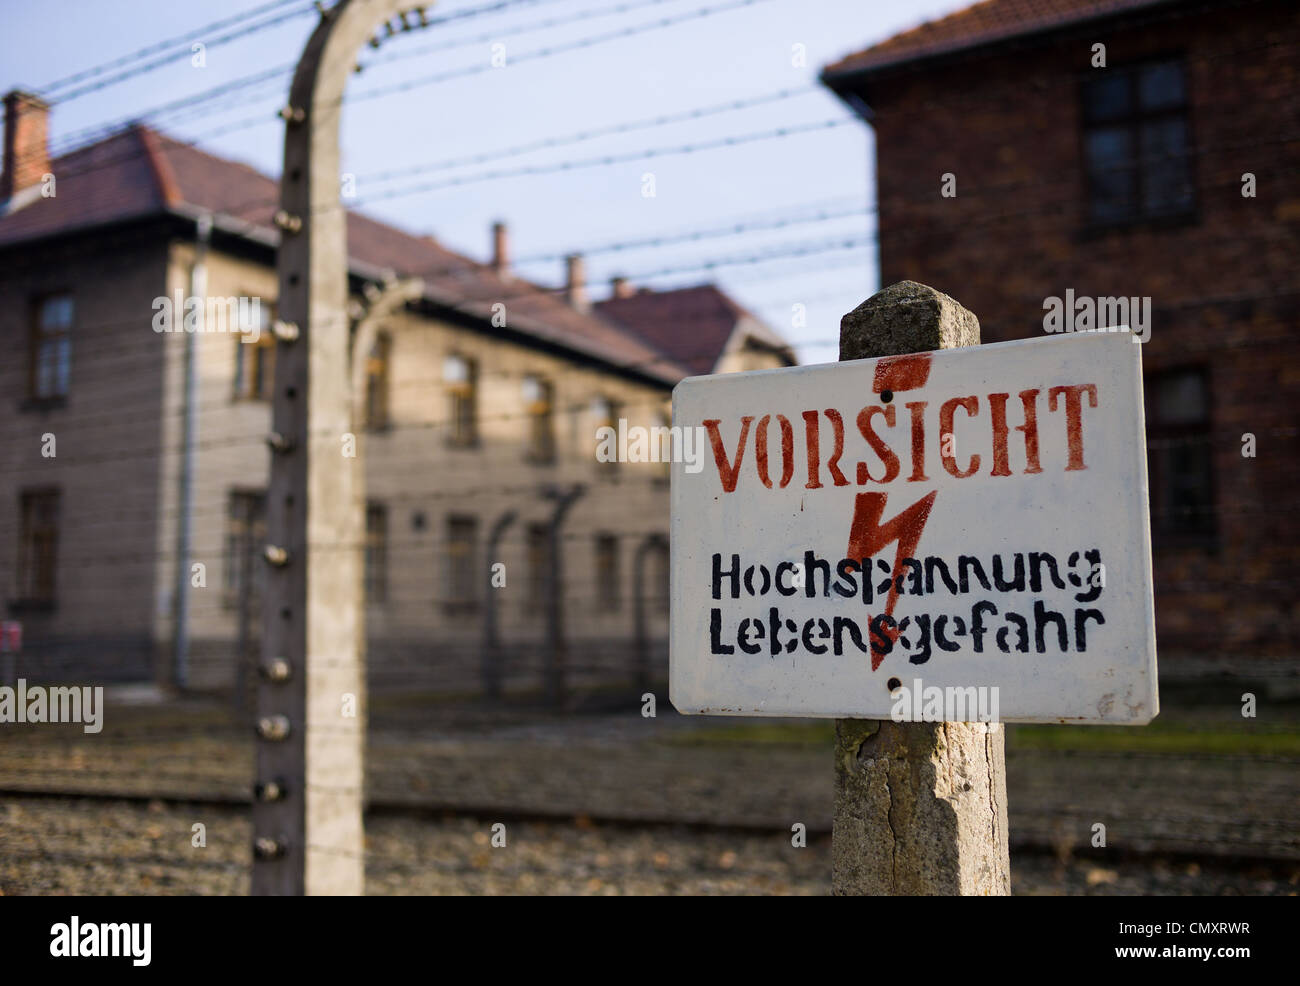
[361,333,392,432]
[13,487,60,610]
[593,396,622,480]
[524,376,556,465]
[1145,365,1216,547]
[223,488,267,608]
[365,501,388,603]
[232,300,276,402]
[444,514,480,613]
[652,411,672,485]
[446,354,479,449]
[1079,55,1197,232]
[646,540,670,616]
[594,533,621,611]
[27,291,74,404]
[525,522,551,611]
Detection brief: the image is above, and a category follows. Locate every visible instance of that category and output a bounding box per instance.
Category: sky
[1,0,970,366]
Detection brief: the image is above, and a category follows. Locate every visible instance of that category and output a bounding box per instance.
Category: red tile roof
[0,124,687,385]
[595,283,792,377]
[0,127,168,244]
[823,0,1172,78]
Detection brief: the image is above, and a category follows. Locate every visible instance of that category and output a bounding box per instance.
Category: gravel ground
[3,796,1296,896]
[2,712,1294,863]
[2,687,1295,895]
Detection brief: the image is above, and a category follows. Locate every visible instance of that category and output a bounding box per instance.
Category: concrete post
[541,484,584,707]
[832,280,1011,896]
[349,277,425,695]
[253,0,414,897]
[346,273,421,806]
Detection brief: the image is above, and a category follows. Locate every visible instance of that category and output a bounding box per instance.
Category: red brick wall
[1,91,50,200]
[858,0,1299,658]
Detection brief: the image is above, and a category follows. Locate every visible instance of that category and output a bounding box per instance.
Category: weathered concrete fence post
[255,0,415,898]
[831,281,1011,896]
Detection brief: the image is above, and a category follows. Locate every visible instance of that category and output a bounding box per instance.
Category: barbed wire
[354,84,825,186]
[14,0,778,184]
[196,121,1299,225]
[6,188,1292,404]
[4,311,1297,478]
[14,146,1289,338]
[344,0,775,109]
[44,1,321,105]
[18,25,1296,204]
[42,0,579,156]
[6,358,1297,481]
[0,0,1294,905]
[365,0,692,70]
[36,0,309,99]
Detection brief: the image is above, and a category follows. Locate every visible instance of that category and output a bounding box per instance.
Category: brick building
[0,94,793,696]
[823,0,1299,663]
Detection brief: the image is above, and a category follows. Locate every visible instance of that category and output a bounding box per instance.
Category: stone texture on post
[839,279,980,356]
[832,280,1010,896]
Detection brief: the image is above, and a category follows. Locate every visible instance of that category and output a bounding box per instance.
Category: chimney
[610,276,636,299]
[2,90,50,201]
[565,253,589,313]
[491,221,509,275]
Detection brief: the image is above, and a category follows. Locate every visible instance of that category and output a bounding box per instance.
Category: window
[365,502,387,602]
[445,515,479,609]
[233,302,275,400]
[523,375,555,464]
[595,534,620,610]
[645,540,670,615]
[362,334,391,430]
[445,354,478,447]
[653,410,672,481]
[29,293,73,399]
[1145,368,1213,540]
[1082,58,1193,225]
[16,488,60,605]
[224,490,266,603]
[526,522,551,608]
[591,396,621,478]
